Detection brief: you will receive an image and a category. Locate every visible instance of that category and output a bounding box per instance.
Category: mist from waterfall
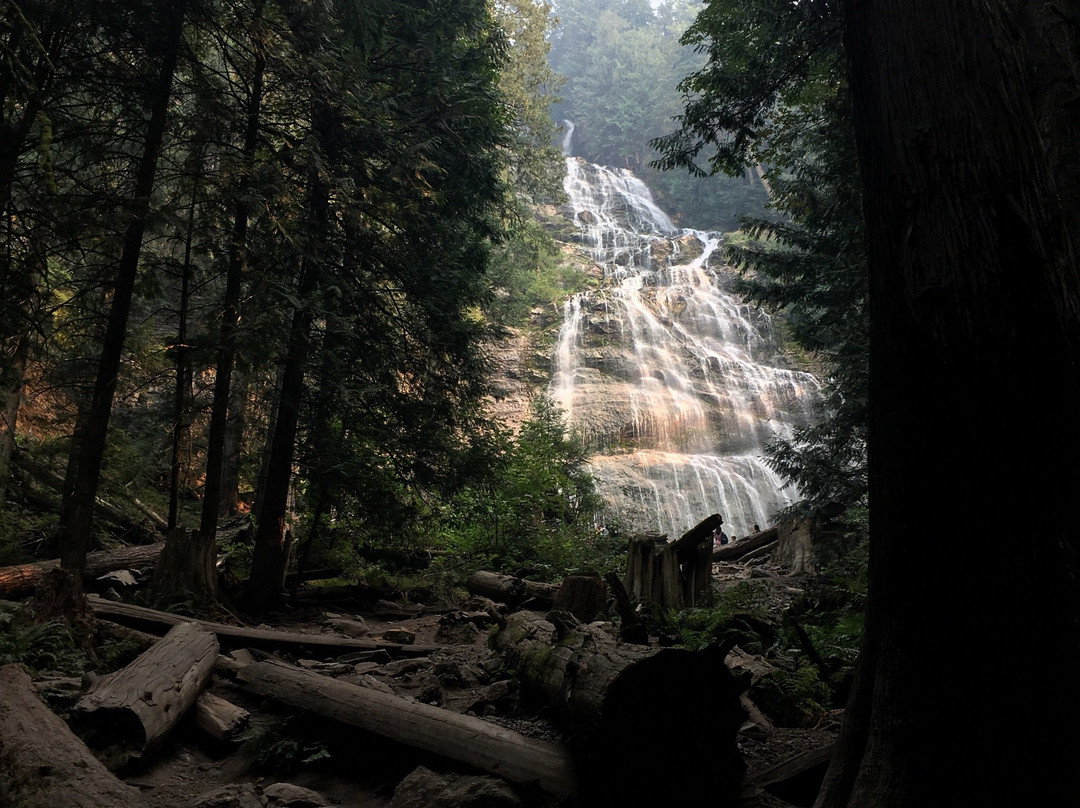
[550,123,821,538]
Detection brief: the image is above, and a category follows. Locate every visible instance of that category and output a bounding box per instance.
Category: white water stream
[551,123,821,538]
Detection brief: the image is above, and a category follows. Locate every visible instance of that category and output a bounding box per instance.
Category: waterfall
[550,128,821,538]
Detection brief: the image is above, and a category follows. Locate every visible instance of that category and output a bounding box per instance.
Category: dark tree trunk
[58,0,189,573]
[218,364,247,517]
[819,4,1080,806]
[198,0,267,591]
[0,333,26,504]
[246,99,331,613]
[167,175,199,531]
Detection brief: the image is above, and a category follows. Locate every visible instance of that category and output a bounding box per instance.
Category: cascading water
[551,123,821,538]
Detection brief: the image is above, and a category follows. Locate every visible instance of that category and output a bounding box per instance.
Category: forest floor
[23,556,839,808]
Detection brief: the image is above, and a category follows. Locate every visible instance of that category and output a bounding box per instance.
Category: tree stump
[623,515,721,610]
[72,621,218,769]
[491,610,745,807]
[551,572,606,622]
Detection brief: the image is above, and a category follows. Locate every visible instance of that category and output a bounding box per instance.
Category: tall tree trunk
[818,4,1080,806]
[167,177,199,531]
[246,168,328,613]
[173,0,267,606]
[0,334,26,505]
[218,364,247,517]
[58,0,189,573]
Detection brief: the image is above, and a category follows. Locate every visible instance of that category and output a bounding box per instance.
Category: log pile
[490,609,745,807]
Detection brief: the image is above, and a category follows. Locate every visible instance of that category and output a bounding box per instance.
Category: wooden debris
[193,690,249,743]
[0,664,140,807]
[490,610,745,806]
[602,571,646,643]
[551,572,606,622]
[238,660,577,799]
[623,514,720,609]
[713,526,779,561]
[0,541,165,599]
[464,570,560,609]
[85,594,437,657]
[750,743,835,805]
[71,621,218,769]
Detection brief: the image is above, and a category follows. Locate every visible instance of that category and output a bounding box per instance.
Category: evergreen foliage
[654,0,868,508]
[547,0,768,229]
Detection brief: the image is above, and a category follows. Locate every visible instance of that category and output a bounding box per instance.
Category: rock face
[548,157,822,538]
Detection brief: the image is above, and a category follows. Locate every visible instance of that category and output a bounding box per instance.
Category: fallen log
[238,660,576,799]
[0,541,165,599]
[464,570,560,609]
[712,526,779,561]
[491,610,745,807]
[0,664,141,808]
[71,621,218,769]
[193,690,249,743]
[86,594,437,658]
[750,743,836,806]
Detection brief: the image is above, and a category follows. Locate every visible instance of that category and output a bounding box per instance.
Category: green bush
[751,663,831,728]
[0,606,89,676]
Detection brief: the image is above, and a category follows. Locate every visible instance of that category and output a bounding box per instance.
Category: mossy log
[491,610,745,807]
[0,664,141,808]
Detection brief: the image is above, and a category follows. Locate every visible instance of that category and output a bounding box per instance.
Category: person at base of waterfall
[752,523,761,533]
[713,526,729,549]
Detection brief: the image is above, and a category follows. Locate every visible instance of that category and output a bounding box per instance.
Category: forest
[1,1,1077,807]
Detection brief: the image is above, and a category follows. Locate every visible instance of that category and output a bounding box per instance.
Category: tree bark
[71,621,218,769]
[491,611,745,807]
[818,4,1080,806]
[0,664,140,808]
[147,527,217,608]
[0,541,165,598]
[58,0,189,573]
[238,659,577,799]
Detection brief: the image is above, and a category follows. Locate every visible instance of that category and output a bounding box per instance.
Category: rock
[467,680,517,714]
[391,766,523,808]
[382,628,415,645]
[336,649,391,665]
[435,612,483,644]
[263,782,331,806]
[326,617,369,638]
[381,657,431,677]
[189,783,264,808]
[357,674,395,695]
